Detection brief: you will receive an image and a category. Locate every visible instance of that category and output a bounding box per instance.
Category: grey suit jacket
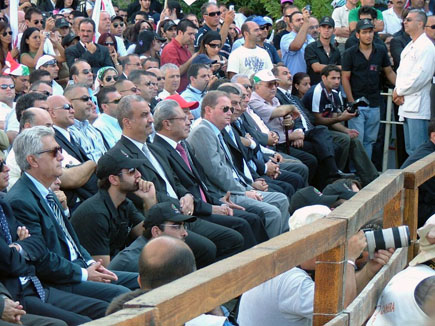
[186,120,247,196]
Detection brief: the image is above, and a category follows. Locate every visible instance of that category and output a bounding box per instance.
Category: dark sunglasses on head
[42,59,57,67]
[104,75,118,82]
[81,69,92,75]
[222,106,234,113]
[55,104,73,110]
[118,167,136,176]
[426,24,435,29]
[71,95,92,102]
[113,22,124,28]
[104,42,115,46]
[207,43,221,48]
[2,31,12,36]
[0,84,14,90]
[206,11,221,17]
[37,146,63,157]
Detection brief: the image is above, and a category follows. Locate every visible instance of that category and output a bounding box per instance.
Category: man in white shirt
[227,21,273,79]
[382,0,405,34]
[158,64,181,100]
[332,0,359,51]
[35,55,64,96]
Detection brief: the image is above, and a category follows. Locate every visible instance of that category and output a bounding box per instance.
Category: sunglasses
[81,69,92,75]
[104,42,115,46]
[107,98,122,104]
[263,81,278,88]
[2,31,12,36]
[404,17,414,22]
[104,75,118,82]
[242,84,252,90]
[55,104,73,110]
[157,77,164,81]
[144,81,157,87]
[32,19,43,25]
[71,95,92,102]
[222,106,234,113]
[0,84,14,90]
[38,90,52,96]
[207,43,221,48]
[42,59,57,67]
[259,25,269,30]
[426,24,435,29]
[37,146,63,157]
[113,22,124,28]
[206,11,221,17]
[118,167,136,176]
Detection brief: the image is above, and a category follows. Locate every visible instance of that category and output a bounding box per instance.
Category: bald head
[20,107,53,131]
[47,95,75,129]
[138,236,196,290]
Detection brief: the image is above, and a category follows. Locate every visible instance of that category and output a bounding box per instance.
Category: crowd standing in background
[0,0,434,324]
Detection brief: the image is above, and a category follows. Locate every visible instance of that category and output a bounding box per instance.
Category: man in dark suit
[112,95,244,268]
[47,95,98,210]
[65,18,114,75]
[152,96,269,249]
[6,127,139,305]
[0,159,108,325]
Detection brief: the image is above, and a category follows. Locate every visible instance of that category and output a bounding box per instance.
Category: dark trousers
[0,314,67,326]
[22,284,107,326]
[276,144,318,183]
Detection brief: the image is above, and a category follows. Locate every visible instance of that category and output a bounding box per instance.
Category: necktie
[176,143,207,202]
[218,133,248,187]
[0,205,46,302]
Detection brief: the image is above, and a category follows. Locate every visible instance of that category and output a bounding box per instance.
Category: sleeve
[348,8,358,23]
[304,43,320,66]
[226,50,240,74]
[331,8,343,27]
[160,45,181,67]
[273,32,283,50]
[389,37,403,69]
[280,33,296,56]
[116,37,128,56]
[249,99,273,123]
[126,200,145,227]
[381,47,392,67]
[377,9,383,20]
[0,238,36,277]
[341,48,353,72]
[270,45,282,64]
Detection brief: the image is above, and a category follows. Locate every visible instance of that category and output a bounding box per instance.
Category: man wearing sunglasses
[96,12,128,58]
[71,148,156,268]
[94,87,123,148]
[129,70,160,112]
[0,75,15,134]
[35,55,63,96]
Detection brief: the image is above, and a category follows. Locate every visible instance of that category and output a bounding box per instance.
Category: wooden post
[403,187,419,262]
[383,191,403,228]
[313,244,346,325]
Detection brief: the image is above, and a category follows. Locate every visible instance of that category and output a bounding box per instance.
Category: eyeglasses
[426,24,435,29]
[404,17,414,22]
[206,11,221,17]
[160,223,187,230]
[113,22,124,28]
[168,116,189,122]
[32,20,43,25]
[222,106,234,113]
[106,98,122,104]
[36,146,63,157]
[118,167,136,176]
[71,95,92,102]
[207,43,221,48]
[144,81,157,87]
[104,41,115,46]
[81,69,92,75]
[242,84,252,90]
[120,87,138,93]
[55,104,73,110]
[2,31,12,37]
[0,84,14,90]
[157,77,164,81]
[104,75,118,82]
[259,25,269,30]
[263,81,278,88]
[42,59,57,67]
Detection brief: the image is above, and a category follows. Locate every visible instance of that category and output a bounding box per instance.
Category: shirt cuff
[81,268,88,281]
[249,139,257,149]
[87,259,96,266]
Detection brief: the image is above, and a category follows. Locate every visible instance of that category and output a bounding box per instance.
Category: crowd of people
[0,0,434,324]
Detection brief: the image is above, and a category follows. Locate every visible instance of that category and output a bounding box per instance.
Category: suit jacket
[54,128,98,207]
[65,42,114,75]
[0,196,47,301]
[390,29,411,71]
[240,113,269,147]
[152,135,217,216]
[5,174,93,285]
[112,136,188,209]
[187,120,247,196]
[275,89,316,130]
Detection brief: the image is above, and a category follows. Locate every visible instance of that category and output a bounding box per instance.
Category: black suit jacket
[54,128,98,206]
[112,136,188,209]
[152,135,217,216]
[0,196,47,301]
[240,113,269,147]
[65,42,114,75]
[390,29,411,71]
[275,89,316,131]
[5,174,93,285]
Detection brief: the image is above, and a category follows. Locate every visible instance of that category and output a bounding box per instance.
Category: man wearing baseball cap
[305,16,342,85]
[35,55,63,96]
[71,148,156,268]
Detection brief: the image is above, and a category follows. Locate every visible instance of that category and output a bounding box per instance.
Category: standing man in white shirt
[332,0,359,52]
[393,10,435,155]
[383,0,405,34]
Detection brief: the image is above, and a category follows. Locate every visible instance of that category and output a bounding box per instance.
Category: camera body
[363,225,410,259]
[345,96,370,117]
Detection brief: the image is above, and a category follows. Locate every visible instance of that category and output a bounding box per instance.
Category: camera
[346,96,369,116]
[364,225,410,259]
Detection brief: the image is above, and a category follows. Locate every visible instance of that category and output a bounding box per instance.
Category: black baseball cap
[111,15,124,22]
[163,20,177,32]
[319,16,335,28]
[144,202,196,228]
[96,148,143,179]
[55,18,70,28]
[289,186,339,214]
[62,33,79,47]
[356,18,374,31]
[323,180,356,200]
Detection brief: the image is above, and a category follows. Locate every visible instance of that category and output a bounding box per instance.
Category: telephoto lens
[364,226,410,259]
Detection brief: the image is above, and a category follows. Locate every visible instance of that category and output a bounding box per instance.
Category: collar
[278,87,291,95]
[171,38,184,49]
[187,85,206,95]
[316,39,334,48]
[53,125,71,141]
[124,135,145,151]
[72,119,89,129]
[156,133,178,149]
[202,119,221,137]
[25,172,50,198]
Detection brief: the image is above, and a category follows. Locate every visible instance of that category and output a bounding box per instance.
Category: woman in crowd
[133,30,163,60]
[94,66,118,94]
[98,32,121,71]
[292,72,311,99]
[198,31,227,78]
[19,27,45,72]
[125,20,153,53]
[0,22,17,69]
[54,0,78,14]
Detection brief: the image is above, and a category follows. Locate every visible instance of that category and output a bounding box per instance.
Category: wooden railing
[84,152,435,326]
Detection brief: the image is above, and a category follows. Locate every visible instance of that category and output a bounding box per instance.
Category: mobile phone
[304,5,311,13]
[229,4,234,11]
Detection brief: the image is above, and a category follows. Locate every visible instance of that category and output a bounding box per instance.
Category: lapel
[222,128,242,155]
[119,136,160,176]
[55,129,87,162]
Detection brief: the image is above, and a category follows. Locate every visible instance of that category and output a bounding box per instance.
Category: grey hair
[160,63,179,75]
[230,74,249,83]
[217,83,242,96]
[153,100,180,132]
[14,126,55,171]
[408,9,427,26]
[201,90,229,118]
[117,95,146,129]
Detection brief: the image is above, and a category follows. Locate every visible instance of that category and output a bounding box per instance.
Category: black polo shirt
[305,40,342,85]
[342,43,391,107]
[302,82,344,117]
[71,189,144,258]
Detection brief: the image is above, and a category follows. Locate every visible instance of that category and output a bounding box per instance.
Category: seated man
[107,202,196,273]
[238,205,393,326]
[71,148,156,267]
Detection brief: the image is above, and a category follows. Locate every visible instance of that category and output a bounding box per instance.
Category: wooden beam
[383,191,403,228]
[403,152,435,188]
[404,187,419,262]
[324,313,348,326]
[81,308,158,326]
